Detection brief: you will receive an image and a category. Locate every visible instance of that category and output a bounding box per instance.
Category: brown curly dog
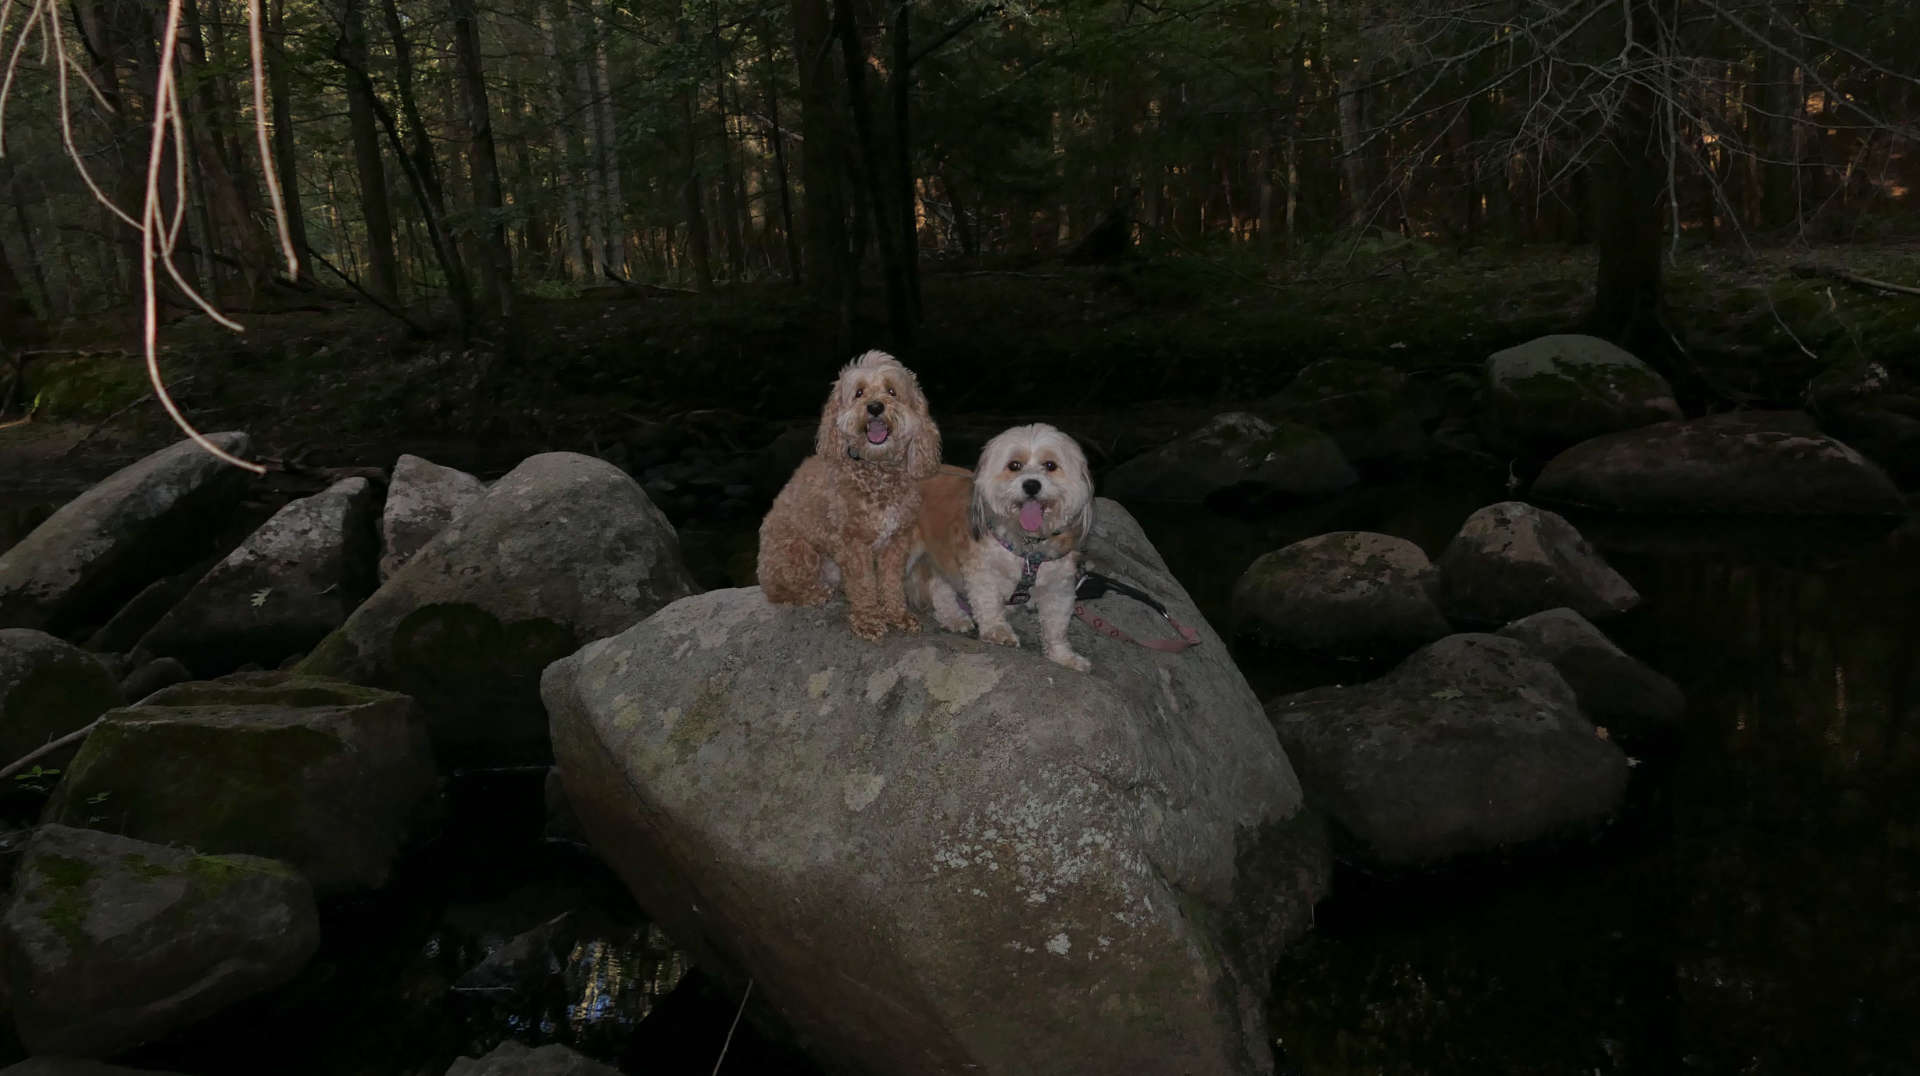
[757,350,943,641]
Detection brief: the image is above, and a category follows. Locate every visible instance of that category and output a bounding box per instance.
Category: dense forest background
[0,0,1915,400]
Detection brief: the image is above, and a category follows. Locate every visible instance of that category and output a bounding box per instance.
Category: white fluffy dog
[907,423,1095,672]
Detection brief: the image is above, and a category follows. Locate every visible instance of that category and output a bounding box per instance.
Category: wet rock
[1230,532,1450,657]
[1497,608,1684,737]
[1103,412,1358,505]
[1533,411,1905,515]
[543,498,1329,1076]
[118,656,193,703]
[0,629,121,768]
[1,824,317,1058]
[452,911,574,996]
[138,477,380,676]
[46,673,437,895]
[1436,501,1639,626]
[380,455,486,582]
[1266,634,1631,868]
[1821,404,1920,489]
[298,453,699,765]
[1262,358,1428,466]
[1487,334,1681,452]
[444,1041,620,1076]
[0,433,253,637]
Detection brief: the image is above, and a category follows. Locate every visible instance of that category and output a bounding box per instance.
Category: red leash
[1073,569,1203,653]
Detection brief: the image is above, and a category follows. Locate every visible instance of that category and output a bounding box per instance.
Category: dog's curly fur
[907,423,1095,671]
[757,350,943,641]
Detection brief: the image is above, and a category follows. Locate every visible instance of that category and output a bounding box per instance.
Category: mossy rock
[30,354,151,421]
[1,824,318,1057]
[45,677,437,894]
[0,629,123,769]
[1486,334,1682,453]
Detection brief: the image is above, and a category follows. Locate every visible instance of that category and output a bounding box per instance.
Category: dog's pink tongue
[866,418,889,444]
[1019,500,1045,533]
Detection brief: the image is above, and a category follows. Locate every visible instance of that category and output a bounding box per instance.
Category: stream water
[4,465,1916,1075]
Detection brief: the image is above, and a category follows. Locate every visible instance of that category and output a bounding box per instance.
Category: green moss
[51,711,346,855]
[294,629,365,679]
[145,674,401,710]
[33,853,96,948]
[31,354,151,420]
[185,852,300,887]
[669,682,729,764]
[121,852,173,880]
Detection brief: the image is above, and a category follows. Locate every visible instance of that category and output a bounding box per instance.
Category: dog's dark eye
[1007,460,1023,472]
[886,386,897,396]
[1043,460,1059,472]
[854,387,864,398]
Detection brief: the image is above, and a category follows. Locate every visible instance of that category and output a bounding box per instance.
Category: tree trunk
[340,0,399,300]
[266,0,310,281]
[1590,0,1671,363]
[450,0,516,335]
[891,0,920,317]
[832,0,912,348]
[594,6,628,277]
[790,0,854,324]
[540,6,588,281]
[1335,60,1372,230]
[679,19,715,291]
[762,21,803,282]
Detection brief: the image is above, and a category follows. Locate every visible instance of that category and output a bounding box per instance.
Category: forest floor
[5,235,1918,497]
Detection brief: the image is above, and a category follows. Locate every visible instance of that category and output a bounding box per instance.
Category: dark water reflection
[1137,494,1920,1076]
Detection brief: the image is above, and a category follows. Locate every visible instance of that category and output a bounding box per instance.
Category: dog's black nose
[1022,478,1042,497]
[866,400,885,416]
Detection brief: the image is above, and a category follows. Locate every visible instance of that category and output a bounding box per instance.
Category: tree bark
[266,0,310,281]
[450,0,516,329]
[790,0,854,323]
[339,0,399,300]
[832,0,912,347]
[762,20,803,282]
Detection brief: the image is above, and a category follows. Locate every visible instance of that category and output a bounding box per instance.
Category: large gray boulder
[1230,532,1451,657]
[1497,608,1684,737]
[380,454,487,581]
[542,498,1328,1076]
[0,433,252,636]
[1533,411,1905,515]
[138,476,381,676]
[1103,412,1357,505]
[1436,501,1639,626]
[1,824,318,1057]
[299,452,699,764]
[444,1041,621,1076]
[45,673,437,894]
[1487,334,1682,451]
[0,628,122,767]
[1267,634,1631,868]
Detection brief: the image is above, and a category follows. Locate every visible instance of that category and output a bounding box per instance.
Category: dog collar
[994,531,1067,606]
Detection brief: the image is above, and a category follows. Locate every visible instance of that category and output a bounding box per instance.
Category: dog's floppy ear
[814,372,845,459]
[1066,437,1096,543]
[898,367,942,479]
[967,466,993,541]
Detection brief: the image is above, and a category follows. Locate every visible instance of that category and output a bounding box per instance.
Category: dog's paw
[1048,649,1093,674]
[979,624,1020,648]
[848,612,888,642]
[888,611,922,635]
[935,612,977,635]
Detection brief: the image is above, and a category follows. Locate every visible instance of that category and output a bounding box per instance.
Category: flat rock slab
[139,476,380,675]
[1534,411,1906,515]
[0,433,252,636]
[443,1040,621,1076]
[1267,634,1631,869]
[46,673,437,894]
[1,824,317,1057]
[543,498,1328,1076]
